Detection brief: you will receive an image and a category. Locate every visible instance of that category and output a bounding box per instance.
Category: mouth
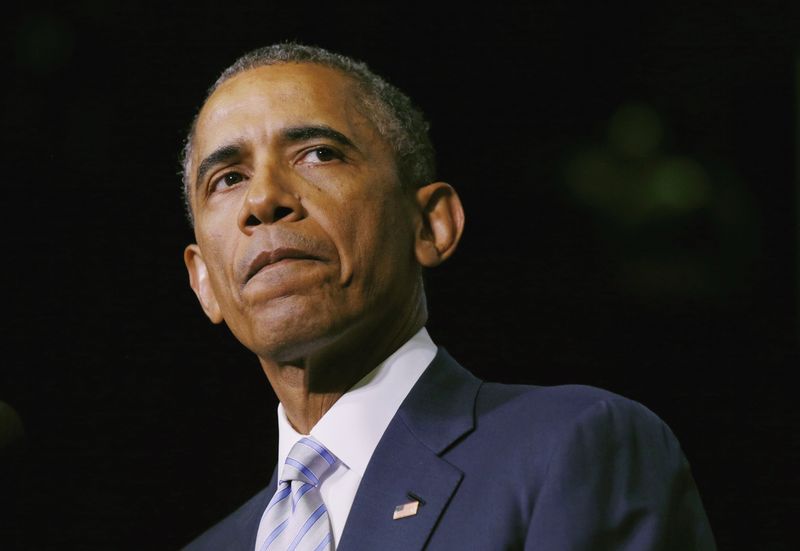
[244,247,320,283]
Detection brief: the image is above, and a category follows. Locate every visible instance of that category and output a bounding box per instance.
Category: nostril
[243,206,295,227]
[274,206,293,221]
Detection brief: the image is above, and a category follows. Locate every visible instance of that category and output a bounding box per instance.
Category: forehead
[193,63,377,157]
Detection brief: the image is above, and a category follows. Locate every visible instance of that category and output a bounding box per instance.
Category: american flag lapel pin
[392,500,420,520]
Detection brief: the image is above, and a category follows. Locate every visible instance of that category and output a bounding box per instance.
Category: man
[180,43,715,550]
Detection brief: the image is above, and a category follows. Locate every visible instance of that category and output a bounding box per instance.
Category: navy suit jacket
[184,348,716,550]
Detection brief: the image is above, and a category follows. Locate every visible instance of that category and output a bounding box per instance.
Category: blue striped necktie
[260,436,337,551]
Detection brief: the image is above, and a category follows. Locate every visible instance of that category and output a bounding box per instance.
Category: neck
[259,303,427,434]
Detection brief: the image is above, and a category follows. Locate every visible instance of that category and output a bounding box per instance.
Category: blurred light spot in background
[561,101,759,303]
[608,102,663,158]
[647,157,710,213]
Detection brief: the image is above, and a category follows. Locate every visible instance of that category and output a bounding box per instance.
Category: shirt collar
[277,327,437,478]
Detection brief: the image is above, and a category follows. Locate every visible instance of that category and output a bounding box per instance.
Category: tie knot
[281,436,337,487]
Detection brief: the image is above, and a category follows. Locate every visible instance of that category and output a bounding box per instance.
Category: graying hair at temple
[180,42,436,226]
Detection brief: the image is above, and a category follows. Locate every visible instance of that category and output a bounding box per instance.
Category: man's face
[184,63,422,362]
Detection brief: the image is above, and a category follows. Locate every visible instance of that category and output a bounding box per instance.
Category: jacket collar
[337,347,482,551]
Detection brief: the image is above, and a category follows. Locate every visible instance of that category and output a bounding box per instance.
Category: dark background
[1,2,798,549]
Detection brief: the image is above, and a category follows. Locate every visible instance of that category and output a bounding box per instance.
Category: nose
[237,165,305,232]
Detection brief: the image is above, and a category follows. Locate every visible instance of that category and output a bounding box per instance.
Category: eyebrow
[281,125,355,149]
[193,125,357,190]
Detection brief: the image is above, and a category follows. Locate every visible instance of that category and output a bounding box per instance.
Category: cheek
[349,201,416,285]
[199,233,238,302]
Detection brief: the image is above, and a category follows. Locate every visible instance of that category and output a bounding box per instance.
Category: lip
[244,247,320,283]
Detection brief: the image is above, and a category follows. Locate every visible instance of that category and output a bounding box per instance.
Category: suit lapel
[337,348,482,551]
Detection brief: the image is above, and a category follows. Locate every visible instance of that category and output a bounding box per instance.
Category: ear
[414,182,465,268]
[184,244,224,324]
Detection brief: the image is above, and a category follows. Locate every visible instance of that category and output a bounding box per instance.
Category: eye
[210,171,245,192]
[301,146,342,164]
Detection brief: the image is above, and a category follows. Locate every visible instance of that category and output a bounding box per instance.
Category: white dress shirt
[254,327,437,550]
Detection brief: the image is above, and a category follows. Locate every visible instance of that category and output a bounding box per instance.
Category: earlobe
[414,182,466,267]
[184,244,224,324]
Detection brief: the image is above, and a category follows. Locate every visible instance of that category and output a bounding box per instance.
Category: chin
[237,309,343,364]
[228,290,379,363]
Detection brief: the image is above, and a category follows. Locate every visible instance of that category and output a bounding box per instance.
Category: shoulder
[427,350,678,461]
[475,380,665,432]
[463,381,700,520]
[468,381,682,469]
[458,384,717,549]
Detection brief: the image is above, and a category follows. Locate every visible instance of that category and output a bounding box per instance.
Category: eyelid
[296,144,346,164]
[208,169,247,195]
